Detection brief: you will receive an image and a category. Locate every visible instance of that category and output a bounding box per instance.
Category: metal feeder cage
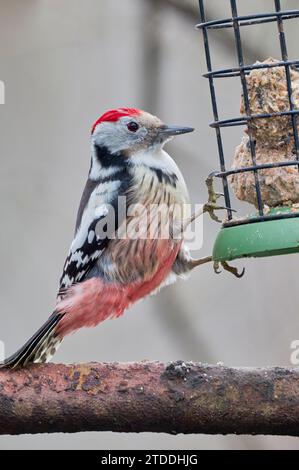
[197,0,299,262]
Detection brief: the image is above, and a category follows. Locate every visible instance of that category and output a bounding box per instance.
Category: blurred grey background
[0,0,299,449]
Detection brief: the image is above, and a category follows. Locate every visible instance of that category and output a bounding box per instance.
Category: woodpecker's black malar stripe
[94,144,129,168]
[148,166,178,187]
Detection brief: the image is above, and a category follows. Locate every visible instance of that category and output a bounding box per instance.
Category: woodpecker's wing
[59,173,131,290]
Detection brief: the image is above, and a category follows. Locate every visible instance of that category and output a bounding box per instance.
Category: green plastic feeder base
[212,207,299,262]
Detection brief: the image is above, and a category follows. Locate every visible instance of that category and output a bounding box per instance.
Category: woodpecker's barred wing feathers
[59,213,108,289]
[59,170,132,290]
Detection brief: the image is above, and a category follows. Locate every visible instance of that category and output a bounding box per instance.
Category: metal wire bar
[274,0,299,167]
[210,108,299,128]
[230,0,263,215]
[213,159,299,178]
[196,9,299,29]
[198,0,232,220]
[203,59,299,79]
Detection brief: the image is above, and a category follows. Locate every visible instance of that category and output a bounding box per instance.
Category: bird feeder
[197,0,299,265]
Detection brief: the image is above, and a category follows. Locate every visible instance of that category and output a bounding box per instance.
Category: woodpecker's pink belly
[56,239,181,337]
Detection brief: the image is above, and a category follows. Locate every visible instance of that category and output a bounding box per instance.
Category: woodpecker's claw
[222,261,245,278]
[213,260,245,278]
[203,202,231,223]
[204,174,231,223]
[213,261,222,274]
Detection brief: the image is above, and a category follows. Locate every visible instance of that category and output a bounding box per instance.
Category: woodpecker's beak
[158,125,194,137]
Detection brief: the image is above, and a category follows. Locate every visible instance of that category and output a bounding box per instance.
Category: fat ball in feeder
[197,1,299,271]
[231,58,299,208]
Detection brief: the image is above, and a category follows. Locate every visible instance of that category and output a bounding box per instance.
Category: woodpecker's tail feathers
[0,312,65,369]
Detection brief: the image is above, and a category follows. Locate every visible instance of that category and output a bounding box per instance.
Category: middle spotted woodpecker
[2,107,221,368]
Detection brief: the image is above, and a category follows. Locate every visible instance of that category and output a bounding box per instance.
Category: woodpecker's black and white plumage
[2,108,209,369]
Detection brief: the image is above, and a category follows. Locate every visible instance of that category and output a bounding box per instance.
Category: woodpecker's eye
[127,121,139,132]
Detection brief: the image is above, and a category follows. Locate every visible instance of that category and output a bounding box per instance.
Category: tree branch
[0,361,299,436]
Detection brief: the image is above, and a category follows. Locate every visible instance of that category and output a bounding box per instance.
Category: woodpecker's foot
[187,255,213,270]
[203,201,229,223]
[213,260,245,278]
[204,174,230,223]
[176,208,205,236]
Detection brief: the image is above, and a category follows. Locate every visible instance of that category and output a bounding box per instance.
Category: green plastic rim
[212,207,299,261]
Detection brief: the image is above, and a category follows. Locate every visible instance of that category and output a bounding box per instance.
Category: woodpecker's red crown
[91,108,142,134]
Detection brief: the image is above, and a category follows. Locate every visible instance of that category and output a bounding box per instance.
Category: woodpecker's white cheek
[92,122,124,154]
[92,120,147,154]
